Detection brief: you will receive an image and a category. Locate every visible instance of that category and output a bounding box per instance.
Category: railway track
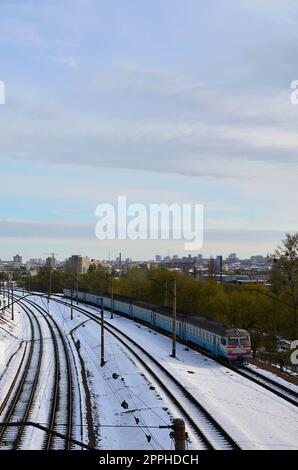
[0,296,74,449]
[235,366,298,407]
[71,296,298,409]
[19,298,74,450]
[0,303,43,449]
[17,292,298,450]
[40,295,241,450]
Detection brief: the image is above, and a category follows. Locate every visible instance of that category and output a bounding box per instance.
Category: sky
[0,0,297,261]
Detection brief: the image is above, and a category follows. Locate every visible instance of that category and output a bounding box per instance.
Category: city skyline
[0,249,275,264]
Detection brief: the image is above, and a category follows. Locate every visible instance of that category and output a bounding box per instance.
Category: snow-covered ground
[40,296,197,450]
[0,303,28,416]
[53,295,298,451]
[246,363,298,392]
[1,294,180,450]
[1,293,298,450]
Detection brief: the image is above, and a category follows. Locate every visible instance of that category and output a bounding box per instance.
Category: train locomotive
[63,289,252,365]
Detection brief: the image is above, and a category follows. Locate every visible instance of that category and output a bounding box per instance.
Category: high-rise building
[66,255,90,274]
[13,254,22,269]
[46,256,56,268]
[228,253,238,262]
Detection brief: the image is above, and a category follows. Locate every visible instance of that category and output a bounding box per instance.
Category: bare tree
[272,233,298,311]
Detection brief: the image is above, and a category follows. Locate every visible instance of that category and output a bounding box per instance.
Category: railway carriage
[63,289,251,365]
[114,299,131,316]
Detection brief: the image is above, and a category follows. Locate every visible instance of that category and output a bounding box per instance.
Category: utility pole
[48,267,52,303]
[149,277,178,359]
[70,288,74,321]
[110,273,114,320]
[7,275,10,305]
[27,275,31,292]
[100,298,105,367]
[218,255,223,284]
[42,252,59,303]
[0,281,3,311]
[119,252,122,278]
[171,278,177,358]
[165,281,168,307]
[75,271,79,305]
[11,276,14,321]
[172,419,186,450]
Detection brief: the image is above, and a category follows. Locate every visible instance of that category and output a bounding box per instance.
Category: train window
[221,337,227,345]
[228,338,239,346]
[240,337,250,345]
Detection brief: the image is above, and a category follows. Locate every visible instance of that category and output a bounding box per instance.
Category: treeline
[17,264,296,341]
[16,233,298,345]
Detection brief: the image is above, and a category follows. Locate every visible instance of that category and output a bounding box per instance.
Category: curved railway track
[0,303,43,449]
[235,366,298,407]
[38,295,241,450]
[19,298,74,450]
[70,295,298,408]
[16,292,298,450]
[0,297,74,449]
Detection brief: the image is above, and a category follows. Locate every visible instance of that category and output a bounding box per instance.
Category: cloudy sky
[0,0,297,261]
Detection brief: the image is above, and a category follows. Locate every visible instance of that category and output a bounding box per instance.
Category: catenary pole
[100,297,105,367]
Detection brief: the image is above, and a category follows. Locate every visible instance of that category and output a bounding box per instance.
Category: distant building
[26,258,44,271]
[46,256,56,268]
[65,255,90,274]
[0,254,23,271]
[228,253,238,262]
[155,255,162,262]
[12,254,22,270]
[250,255,267,265]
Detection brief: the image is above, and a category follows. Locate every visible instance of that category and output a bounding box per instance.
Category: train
[63,289,252,365]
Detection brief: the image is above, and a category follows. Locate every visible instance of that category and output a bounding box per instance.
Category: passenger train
[63,289,252,365]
